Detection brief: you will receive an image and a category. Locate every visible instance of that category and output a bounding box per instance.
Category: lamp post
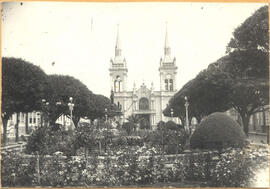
[68,97,75,128]
[170,108,174,121]
[104,108,108,154]
[184,96,190,135]
[41,99,50,127]
[105,108,108,122]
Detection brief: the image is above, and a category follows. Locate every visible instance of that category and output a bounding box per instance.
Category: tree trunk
[195,116,202,124]
[2,117,8,146]
[25,113,29,134]
[15,113,19,142]
[73,117,80,128]
[179,117,185,126]
[241,113,251,136]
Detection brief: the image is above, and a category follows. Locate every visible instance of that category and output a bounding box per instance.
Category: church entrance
[137,114,151,129]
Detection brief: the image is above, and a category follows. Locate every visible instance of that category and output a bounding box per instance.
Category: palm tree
[126,114,142,132]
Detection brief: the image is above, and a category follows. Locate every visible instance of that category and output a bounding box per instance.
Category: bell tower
[159,23,177,92]
[109,25,128,93]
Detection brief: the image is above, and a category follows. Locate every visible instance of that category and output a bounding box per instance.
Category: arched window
[139,97,149,110]
[114,76,122,92]
[165,79,168,91]
[169,79,173,91]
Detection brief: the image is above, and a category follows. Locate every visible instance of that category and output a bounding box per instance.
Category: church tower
[109,25,128,93]
[159,24,177,92]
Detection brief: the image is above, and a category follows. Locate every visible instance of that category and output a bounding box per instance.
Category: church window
[165,79,168,90]
[151,100,155,109]
[114,76,122,92]
[139,97,149,110]
[169,79,173,91]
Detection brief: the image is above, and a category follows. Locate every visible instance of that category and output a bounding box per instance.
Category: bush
[122,122,135,135]
[25,126,75,156]
[1,152,36,187]
[210,147,268,187]
[165,121,179,130]
[146,129,187,154]
[190,112,246,150]
[157,121,166,130]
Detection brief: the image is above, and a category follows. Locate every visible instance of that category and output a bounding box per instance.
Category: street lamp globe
[170,108,174,118]
[56,101,61,105]
[69,97,73,102]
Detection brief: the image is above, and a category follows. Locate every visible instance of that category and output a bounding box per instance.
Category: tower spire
[164,22,171,61]
[165,22,169,49]
[115,24,121,57]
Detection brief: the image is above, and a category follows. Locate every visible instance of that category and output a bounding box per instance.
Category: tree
[2,57,48,144]
[164,66,232,124]
[88,94,120,121]
[45,75,95,127]
[221,52,269,134]
[227,6,268,53]
[223,6,269,135]
[122,122,135,135]
[126,114,142,131]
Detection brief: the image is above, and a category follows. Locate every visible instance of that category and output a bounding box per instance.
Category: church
[109,26,180,129]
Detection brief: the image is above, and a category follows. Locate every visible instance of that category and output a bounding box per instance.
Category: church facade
[109,26,179,129]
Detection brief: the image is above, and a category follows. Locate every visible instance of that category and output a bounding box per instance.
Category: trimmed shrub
[157,121,166,130]
[165,120,179,130]
[190,112,246,150]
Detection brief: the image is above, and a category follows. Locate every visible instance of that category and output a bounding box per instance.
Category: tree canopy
[44,74,96,127]
[164,66,232,123]
[227,6,268,53]
[164,5,269,135]
[2,57,48,144]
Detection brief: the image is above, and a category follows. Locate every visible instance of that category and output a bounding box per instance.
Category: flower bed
[1,146,268,187]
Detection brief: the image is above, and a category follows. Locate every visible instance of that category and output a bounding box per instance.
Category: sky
[2,2,266,97]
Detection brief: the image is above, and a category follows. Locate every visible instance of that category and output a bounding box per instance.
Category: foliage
[1,151,36,187]
[220,50,269,134]
[40,153,68,187]
[156,121,166,130]
[139,118,150,129]
[2,57,48,144]
[25,126,75,156]
[126,114,142,131]
[74,123,98,150]
[146,129,187,154]
[227,6,269,53]
[89,94,120,121]
[190,112,246,151]
[210,147,268,187]
[122,122,136,135]
[165,120,179,130]
[224,6,269,134]
[164,6,269,135]
[45,75,96,127]
[164,67,232,124]
[2,146,268,187]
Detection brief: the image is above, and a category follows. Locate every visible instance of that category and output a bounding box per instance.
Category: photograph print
[1,1,269,187]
